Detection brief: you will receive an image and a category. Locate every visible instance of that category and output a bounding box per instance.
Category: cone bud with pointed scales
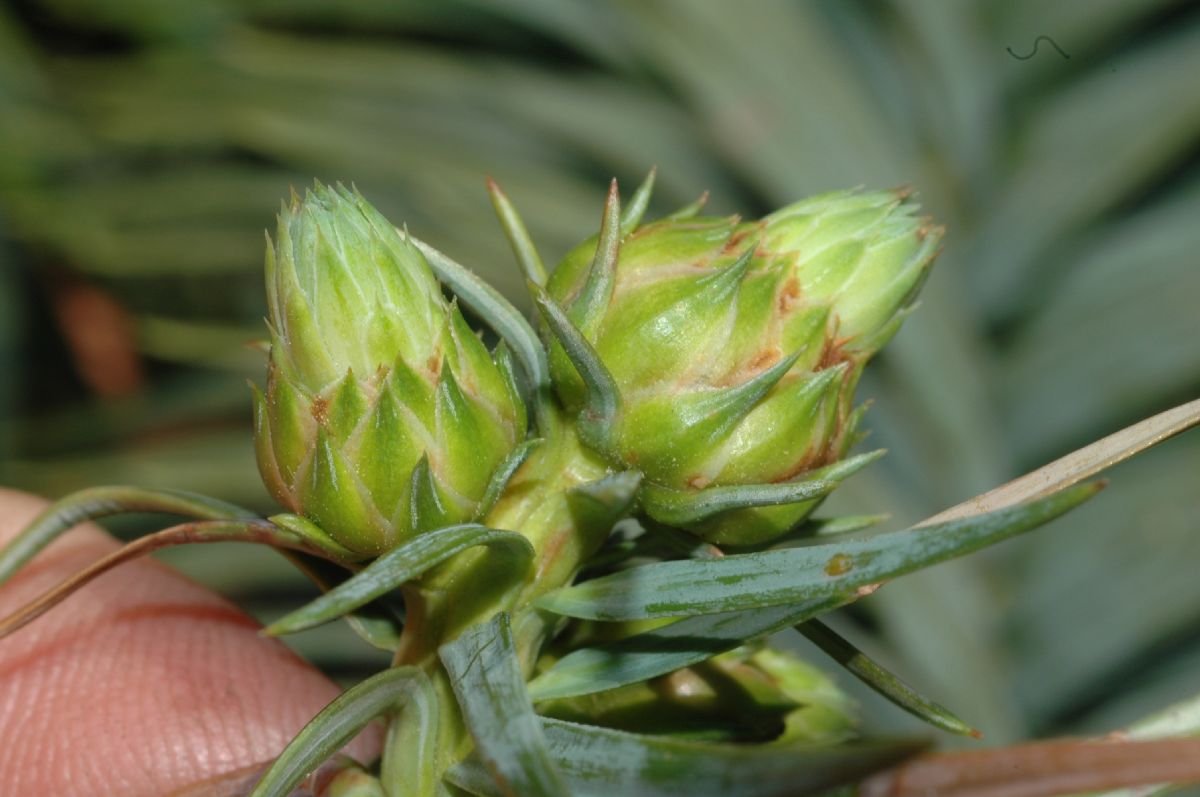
[253,183,526,557]
[545,185,940,544]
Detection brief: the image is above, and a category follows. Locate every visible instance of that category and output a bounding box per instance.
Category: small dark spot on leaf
[824,553,854,576]
[778,277,802,313]
[311,395,329,425]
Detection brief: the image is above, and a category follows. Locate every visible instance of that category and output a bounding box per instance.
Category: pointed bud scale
[545,185,940,544]
[255,183,526,557]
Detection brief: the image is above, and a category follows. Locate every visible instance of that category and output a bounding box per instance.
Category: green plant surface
[0,0,1197,750]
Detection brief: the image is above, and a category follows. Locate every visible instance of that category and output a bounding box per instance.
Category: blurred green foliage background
[1,0,1198,747]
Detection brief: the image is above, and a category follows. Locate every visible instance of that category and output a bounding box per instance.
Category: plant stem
[385,414,615,792]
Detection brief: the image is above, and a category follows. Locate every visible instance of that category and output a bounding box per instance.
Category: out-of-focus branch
[859,737,1200,797]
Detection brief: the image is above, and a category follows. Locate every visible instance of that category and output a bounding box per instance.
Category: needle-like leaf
[249,666,434,797]
[539,482,1101,621]
[487,177,549,286]
[619,167,657,235]
[265,524,533,637]
[0,518,345,639]
[796,619,978,737]
[0,486,256,585]
[447,718,925,797]
[440,612,570,797]
[640,451,883,526]
[413,237,549,391]
[530,282,621,459]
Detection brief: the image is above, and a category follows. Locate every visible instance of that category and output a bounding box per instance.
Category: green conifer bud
[546,188,939,544]
[253,183,525,556]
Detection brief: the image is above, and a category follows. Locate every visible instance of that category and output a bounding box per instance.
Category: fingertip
[0,489,379,795]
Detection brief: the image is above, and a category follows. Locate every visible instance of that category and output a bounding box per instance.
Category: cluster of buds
[249,178,940,708]
[253,181,938,557]
[6,170,1167,797]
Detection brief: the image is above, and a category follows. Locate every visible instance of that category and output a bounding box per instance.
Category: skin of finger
[0,488,380,796]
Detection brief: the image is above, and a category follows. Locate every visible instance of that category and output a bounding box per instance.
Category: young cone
[545,186,940,544]
[253,183,526,557]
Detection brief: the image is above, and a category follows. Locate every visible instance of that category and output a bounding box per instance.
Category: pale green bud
[254,183,526,557]
[546,188,940,544]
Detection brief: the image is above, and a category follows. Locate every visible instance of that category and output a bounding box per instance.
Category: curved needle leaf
[796,619,978,737]
[379,666,442,797]
[278,551,404,652]
[619,167,657,235]
[487,177,548,286]
[538,482,1102,621]
[641,451,884,525]
[0,519,339,639]
[530,282,621,458]
[571,178,621,332]
[665,191,710,221]
[919,396,1200,526]
[267,513,361,561]
[413,237,549,391]
[530,398,1200,700]
[439,612,570,797]
[265,524,534,637]
[447,718,925,797]
[477,439,543,520]
[0,485,256,585]
[249,666,433,797]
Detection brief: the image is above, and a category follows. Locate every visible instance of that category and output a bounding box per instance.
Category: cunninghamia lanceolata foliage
[253,183,526,557]
[1,172,1159,797]
[544,186,941,544]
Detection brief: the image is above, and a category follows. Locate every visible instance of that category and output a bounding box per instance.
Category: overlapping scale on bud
[545,186,939,544]
[253,183,525,557]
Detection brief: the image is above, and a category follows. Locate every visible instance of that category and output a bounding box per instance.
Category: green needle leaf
[379,666,442,797]
[409,454,452,533]
[538,482,1102,620]
[413,237,549,391]
[0,486,256,585]
[796,619,978,737]
[665,192,710,221]
[530,282,621,459]
[527,600,846,702]
[641,450,884,526]
[571,178,621,333]
[0,519,344,639]
[477,438,543,520]
[619,167,657,235]
[265,524,534,636]
[249,666,433,797]
[440,612,570,797]
[267,513,361,561]
[278,550,404,652]
[487,177,549,286]
[447,718,925,797]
